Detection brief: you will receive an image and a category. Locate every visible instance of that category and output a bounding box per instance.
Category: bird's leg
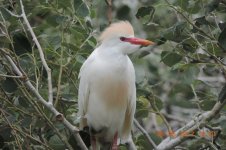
[111,132,118,150]
[91,135,97,150]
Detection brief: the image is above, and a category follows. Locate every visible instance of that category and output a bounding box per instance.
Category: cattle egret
[78,21,155,150]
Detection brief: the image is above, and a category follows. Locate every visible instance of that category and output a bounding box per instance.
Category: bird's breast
[85,55,135,137]
[89,55,133,108]
[98,75,129,108]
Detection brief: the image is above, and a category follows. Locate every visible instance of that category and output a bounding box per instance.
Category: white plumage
[78,21,154,150]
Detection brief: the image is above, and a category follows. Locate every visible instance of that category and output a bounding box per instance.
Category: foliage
[0,0,226,149]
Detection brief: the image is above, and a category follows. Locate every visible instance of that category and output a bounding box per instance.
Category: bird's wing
[78,51,96,129]
[121,58,136,143]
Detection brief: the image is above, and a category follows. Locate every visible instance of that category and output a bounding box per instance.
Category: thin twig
[3,7,22,18]
[11,126,53,150]
[54,29,64,107]
[164,0,214,41]
[105,0,112,24]
[19,0,53,104]
[15,81,74,150]
[2,52,88,150]
[134,119,157,149]
[190,34,226,68]
[165,0,226,52]
[0,74,24,78]
[149,94,172,133]
[162,113,187,123]
[0,109,23,150]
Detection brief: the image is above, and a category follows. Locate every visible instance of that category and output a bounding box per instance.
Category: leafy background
[0,0,226,149]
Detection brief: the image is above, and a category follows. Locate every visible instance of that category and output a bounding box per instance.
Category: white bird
[78,21,154,150]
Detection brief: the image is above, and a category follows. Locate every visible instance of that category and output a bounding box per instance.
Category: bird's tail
[122,136,137,150]
[126,140,136,150]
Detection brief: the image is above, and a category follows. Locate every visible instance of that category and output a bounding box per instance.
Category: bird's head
[99,21,155,54]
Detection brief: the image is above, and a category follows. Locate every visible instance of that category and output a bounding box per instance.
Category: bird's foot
[112,144,118,150]
[111,132,118,150]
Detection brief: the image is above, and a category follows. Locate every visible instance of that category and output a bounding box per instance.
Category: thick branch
[156,100,226,150]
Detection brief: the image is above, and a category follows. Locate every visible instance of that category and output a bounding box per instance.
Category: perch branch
[156,97,226,150]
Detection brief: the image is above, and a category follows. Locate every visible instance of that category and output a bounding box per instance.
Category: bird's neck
[97,44,127,60]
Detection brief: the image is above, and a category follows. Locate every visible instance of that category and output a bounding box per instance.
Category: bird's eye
[120,37,126,41]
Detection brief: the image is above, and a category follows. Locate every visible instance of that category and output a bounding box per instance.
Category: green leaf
[161,51,183,67]
[136,96,150,118]
[46,14,68,27]
[194,16,210,26]
[0,126,12,142]
[135,109,149,119]
[76,55,86,64]
[200,99,216,111]
[205,0,221,14]
[156,37,167,46]
[136,133,161,150]
[58,0,71,9]
[219,22,226,31]
[21,116,32,128]
[13,33,32,55]
[18,97,29,108]
[47,35,61,50]
[0,34,11,50]
[174,0,200,14]
[136,6,155,24]
[218,84,226,103]
[218,28,226,51]
[0,7,11,20]
[2,78,18,93]
[188,139,213,149]
[205,42,224,56]
[174,0,189,11]
[136,6,155,19]
[162,22,190,43]
[74,0,89,17]
[172,63,200,84]
[62,42,79,52]
[154,97,163,110]
[116,5,131,20]
[48,134,66,150]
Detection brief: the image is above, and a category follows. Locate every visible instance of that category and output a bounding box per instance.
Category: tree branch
[165,0,226,52]
[0,73,24,78]
[2,51,88,150]
[3,7,22,18]
[19,0,53,104]
[0,108,23,149]
[156,97,226,150]
[2,1,88,148]
[134,119,157,149]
